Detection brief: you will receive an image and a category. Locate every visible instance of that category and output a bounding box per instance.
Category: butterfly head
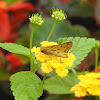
[40,49,46,54]
[40,46,51,54]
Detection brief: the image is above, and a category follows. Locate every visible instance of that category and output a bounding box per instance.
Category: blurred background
[0,0,100,100]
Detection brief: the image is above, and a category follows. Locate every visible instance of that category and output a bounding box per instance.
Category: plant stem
[71,68,76,74]
[42,73,47,85]
[42,20,58,84]
[95,49,98,72]
[30,26,36,72]
[42,20,58,83]
[46,20,58,41]
[33,64,41,73]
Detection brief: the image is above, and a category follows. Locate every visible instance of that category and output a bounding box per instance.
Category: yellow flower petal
[41,62,53,73]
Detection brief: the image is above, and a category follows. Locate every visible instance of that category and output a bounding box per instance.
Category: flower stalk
[30,26,36,72]
[43,20,58,81]
[71,68,76,74]
[42,73,47,85]
[95,49,98,72]
[46,20,58,41]
[93,40,100,72]
[29,13,44,72]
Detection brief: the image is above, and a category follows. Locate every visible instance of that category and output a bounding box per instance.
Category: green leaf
[44,72,88,94]
[10,71,43,100]
[56,37,95,67]
[44,73,79,94]
[0,67,9,81]
[33,19,89,47]
[0,43,30,57]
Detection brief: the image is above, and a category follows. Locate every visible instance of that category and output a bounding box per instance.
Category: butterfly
[40,42,72,58]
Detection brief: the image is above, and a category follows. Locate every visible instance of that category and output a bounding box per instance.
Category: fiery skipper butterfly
[40,42,72,58]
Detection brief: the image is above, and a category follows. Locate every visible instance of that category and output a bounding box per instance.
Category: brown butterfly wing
[46,42,72,58]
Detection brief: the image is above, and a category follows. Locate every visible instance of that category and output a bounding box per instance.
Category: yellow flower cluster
[71,72,100,97]
[31,41,75,78]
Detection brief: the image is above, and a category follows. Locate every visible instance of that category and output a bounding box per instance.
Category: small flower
[51,8,67,21]
[29,13,44,26]
[31,41,75,78]
[71,72,100,97]
[93,40,100,50]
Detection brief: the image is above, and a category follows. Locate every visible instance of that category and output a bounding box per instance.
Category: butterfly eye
[41,50,45,53]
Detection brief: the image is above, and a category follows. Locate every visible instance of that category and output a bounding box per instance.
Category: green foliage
[44,73,80,94]
[44,95,72,100]
[44,96,64,100]
[5,0,18,5]
[16,24,29,47]
[85,96,96,100]
[0,43,30,57]
[56,37,95,68]
[33,19,89,46]
[42,0,94,17]
[5,0,26,5]
[15,37,29,48]
[15,54,30,64]
[10,71,43,100]
[0,67,9,81]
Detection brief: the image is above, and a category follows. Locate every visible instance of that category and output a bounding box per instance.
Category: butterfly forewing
[40,42,72,58]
